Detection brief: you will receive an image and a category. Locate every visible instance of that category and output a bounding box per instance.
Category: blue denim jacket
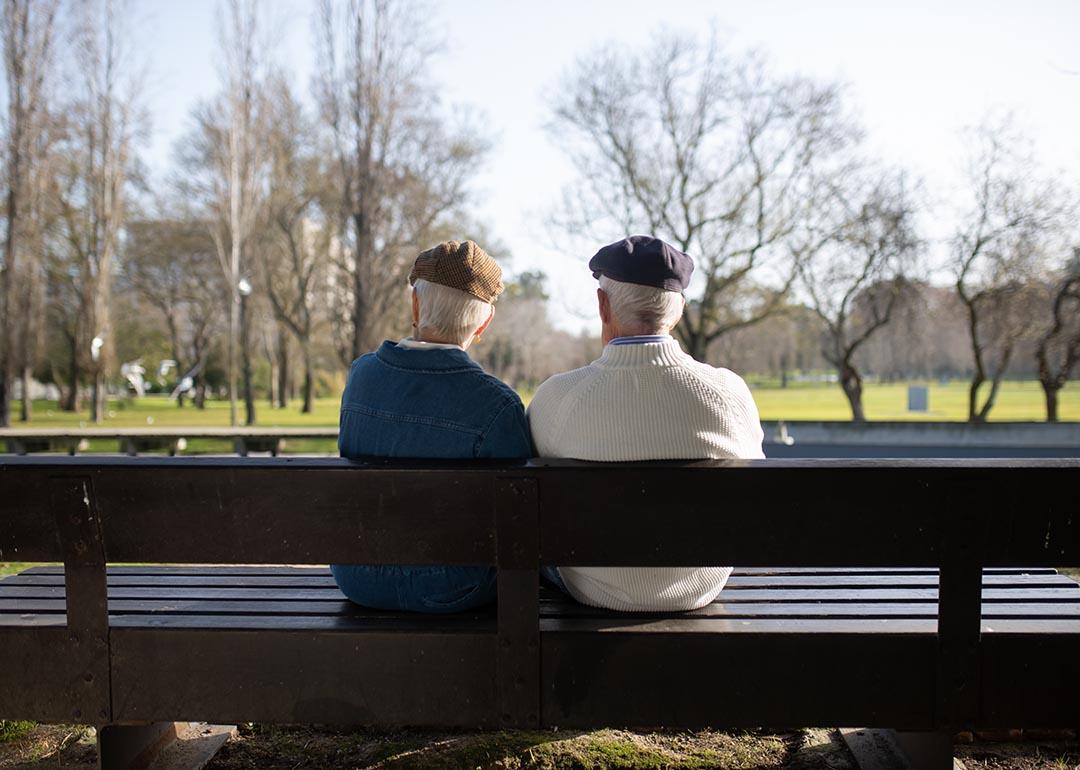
[331,340,532,613]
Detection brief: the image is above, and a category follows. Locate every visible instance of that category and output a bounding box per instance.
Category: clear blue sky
[139,0,1080,333]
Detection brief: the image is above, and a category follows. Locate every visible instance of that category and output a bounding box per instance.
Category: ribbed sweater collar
[595,338,689,368]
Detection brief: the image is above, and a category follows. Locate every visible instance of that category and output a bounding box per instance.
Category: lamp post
[238,278,255,426]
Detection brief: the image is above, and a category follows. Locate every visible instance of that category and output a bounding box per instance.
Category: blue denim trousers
[330,563,497,614]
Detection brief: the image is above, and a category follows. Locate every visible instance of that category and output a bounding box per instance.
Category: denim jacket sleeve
[475,398,533,459]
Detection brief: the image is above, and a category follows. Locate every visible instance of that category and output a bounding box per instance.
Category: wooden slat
[6,570,1071,589]
[3,457,1078,567]
[541,630,938,729]
[541,588,1080,604]
[979,632,1080,727]
[109,627,499,726]
[19,564,1062,577]
[7,599,1080,620]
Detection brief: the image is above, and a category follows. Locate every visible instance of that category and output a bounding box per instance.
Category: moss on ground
[205,726,790,770]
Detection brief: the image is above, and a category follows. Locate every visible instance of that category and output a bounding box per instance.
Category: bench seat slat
[6,599,1080,619]
[8,585,1075,602]
[5,571,1071,589]
[17,565,1062,577]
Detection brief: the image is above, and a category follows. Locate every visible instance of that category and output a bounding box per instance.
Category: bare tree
[796,172,921,421]
[1034,249,1080,422]
[0,0,59,425]
[257,76,326,413]
[547,31,859,361]
[210,0,264,426]
[314,0,488,361]
[54,0,141,423]
[953,118,1061,423]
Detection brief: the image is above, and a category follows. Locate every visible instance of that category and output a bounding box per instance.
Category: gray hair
[413,279,493,347]
[599,275,684,334]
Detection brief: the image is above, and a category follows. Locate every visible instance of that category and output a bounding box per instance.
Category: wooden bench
[1,457,1077,770]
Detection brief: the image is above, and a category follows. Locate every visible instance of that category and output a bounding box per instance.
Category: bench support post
[495,477,540,729]
[98,722,180,770]
[842,728,955,770]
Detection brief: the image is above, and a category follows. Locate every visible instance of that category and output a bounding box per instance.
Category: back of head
[413,279,493,347]
[599,275,685,335]
[408,239,503,347]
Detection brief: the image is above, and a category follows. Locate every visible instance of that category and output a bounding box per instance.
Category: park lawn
[6,380,1078,438]
[749,379,1079,422]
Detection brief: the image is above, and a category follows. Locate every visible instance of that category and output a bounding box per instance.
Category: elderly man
[331,240,531,613]
[527,235,764,612]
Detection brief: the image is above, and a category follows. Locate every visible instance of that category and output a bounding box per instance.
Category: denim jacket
[331,340,531,613]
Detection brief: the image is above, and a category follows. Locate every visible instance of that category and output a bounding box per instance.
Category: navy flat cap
[588,235,694,292]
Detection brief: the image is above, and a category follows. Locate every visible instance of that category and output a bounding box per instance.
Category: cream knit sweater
[526,337,765,612]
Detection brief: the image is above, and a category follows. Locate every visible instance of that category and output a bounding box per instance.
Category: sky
[137,0,1080,333]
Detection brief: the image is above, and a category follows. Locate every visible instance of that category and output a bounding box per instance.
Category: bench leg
[98,722,179,770]
[841,728,955,770]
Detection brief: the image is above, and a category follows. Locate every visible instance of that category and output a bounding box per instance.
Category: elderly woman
[331,240,531,613]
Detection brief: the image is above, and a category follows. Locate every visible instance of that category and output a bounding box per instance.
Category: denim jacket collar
[374,339,482,373]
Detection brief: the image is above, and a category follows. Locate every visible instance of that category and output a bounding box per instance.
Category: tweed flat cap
[589,235,694,292]
[408,240,504,303]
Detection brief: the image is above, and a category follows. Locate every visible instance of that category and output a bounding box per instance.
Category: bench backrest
[2,456,1077,729]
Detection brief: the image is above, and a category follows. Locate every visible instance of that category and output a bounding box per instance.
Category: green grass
[750,379,1079,422]
[0,721,35,744]
[9,378,1078,433]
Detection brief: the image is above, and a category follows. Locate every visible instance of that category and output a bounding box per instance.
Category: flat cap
[589,235,694,292]
[408,240,504,303]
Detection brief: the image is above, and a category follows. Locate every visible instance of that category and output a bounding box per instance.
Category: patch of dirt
[206,725,791,770]
[4,722,1077,770]
[956,736,1080,770]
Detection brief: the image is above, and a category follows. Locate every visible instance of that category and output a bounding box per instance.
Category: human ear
[474,306,495,340]
[597,288,611,324]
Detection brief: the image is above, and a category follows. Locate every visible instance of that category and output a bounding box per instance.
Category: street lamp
[238,278,255,426]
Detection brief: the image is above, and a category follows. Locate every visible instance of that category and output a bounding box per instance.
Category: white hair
[413,279,493,347]
[599,275,684,334]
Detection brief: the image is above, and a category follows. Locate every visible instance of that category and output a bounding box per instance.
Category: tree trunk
[840,363,866,423]
[967,374,984,423]
[62,336,81,412]
[277,325,288,409]
[975,373,1005,423]
[1042,380,1059,423]
[90,372,105,423]
[228,289,239,426]
[20,365,32,421]
[240,297,255,426]
[302,345,314,414]
[0,378,7,428]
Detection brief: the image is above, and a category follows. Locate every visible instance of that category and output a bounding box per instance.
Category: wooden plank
[109,628,499,726]
[0,627,107,722]
[542,617,1080,634]
[495,477,540,730]
[8,599,1080,619]
[16,564,1061,577]
[106,614,497,631]
[540,588,1080,606]
[978,632,1080,727]
[52,476,111,725]
[534,461,1080,567]
[1,574,341,587]
[541,631,938,729]
[22,565,336,577]
[4,458,1078,567]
